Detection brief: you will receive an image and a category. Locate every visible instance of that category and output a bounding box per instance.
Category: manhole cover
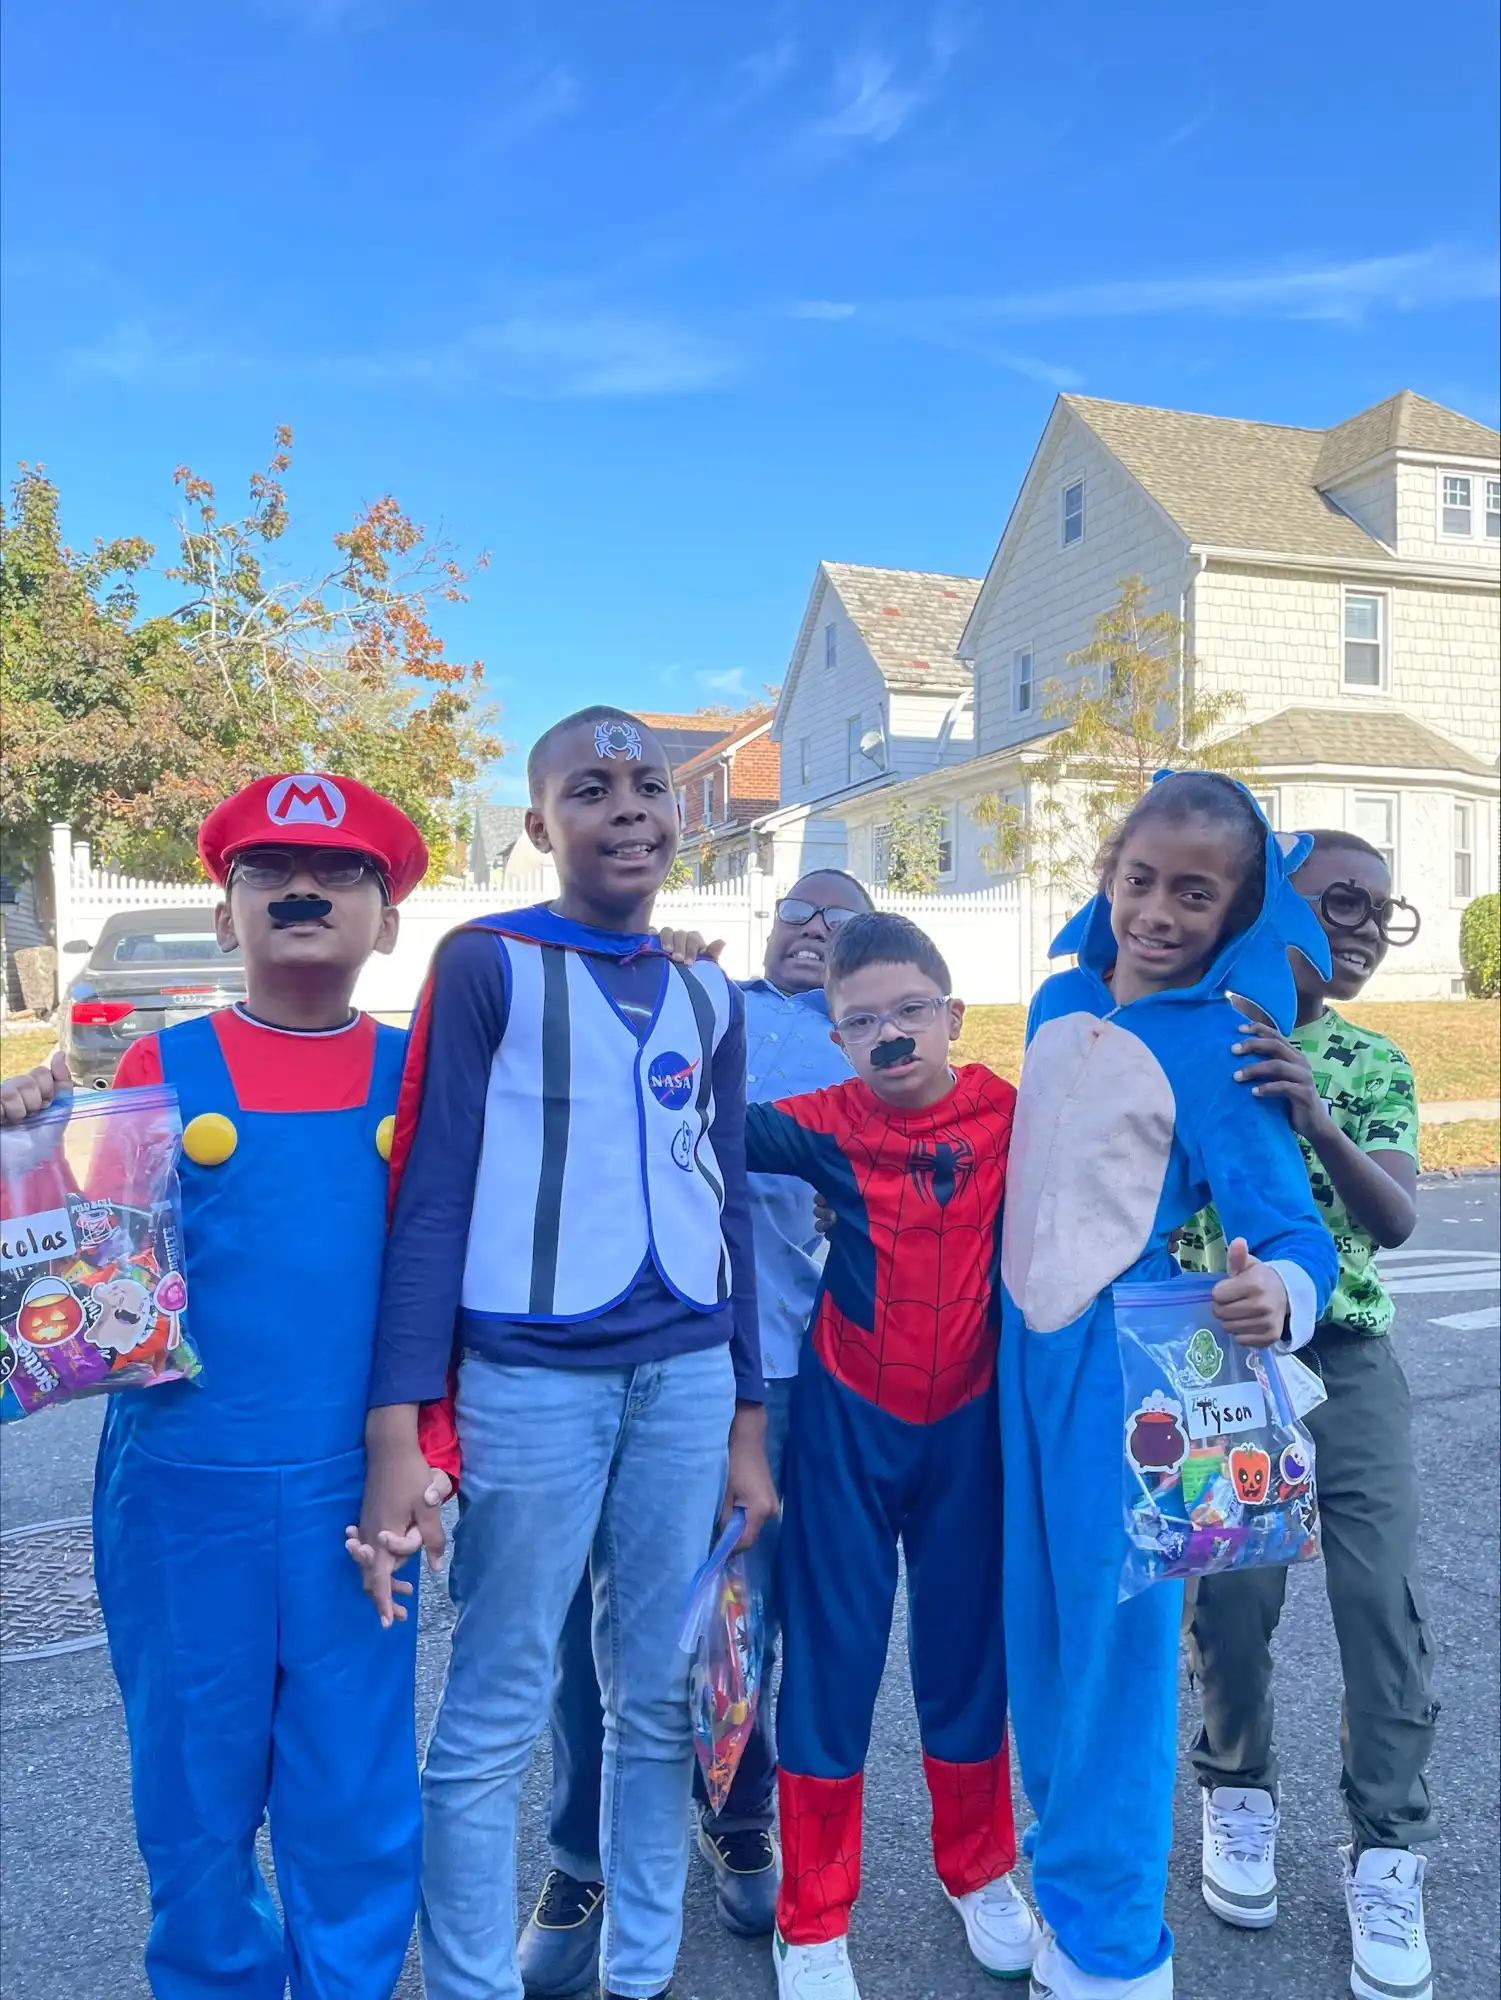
[1,1517,107,1663]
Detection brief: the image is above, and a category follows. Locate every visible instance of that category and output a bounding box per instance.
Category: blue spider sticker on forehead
[594,719,643,761]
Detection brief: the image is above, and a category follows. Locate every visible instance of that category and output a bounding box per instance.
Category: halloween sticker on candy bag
[0,1084,198,1423]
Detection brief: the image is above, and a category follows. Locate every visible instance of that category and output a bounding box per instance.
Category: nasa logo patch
[647,1051,698,1110]
[266,774,347,829]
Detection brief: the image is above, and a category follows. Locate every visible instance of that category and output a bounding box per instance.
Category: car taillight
[71,1001,135,1026]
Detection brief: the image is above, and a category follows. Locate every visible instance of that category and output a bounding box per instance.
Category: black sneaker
[517,1869,605,1998]
[696,1823,780,1939]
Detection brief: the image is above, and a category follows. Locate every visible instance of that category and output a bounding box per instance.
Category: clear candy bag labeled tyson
[0,1083,198,1421]
[1115,1276,1319,1601]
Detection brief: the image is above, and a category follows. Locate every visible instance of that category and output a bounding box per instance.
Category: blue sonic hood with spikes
[1047,772,1332,1035]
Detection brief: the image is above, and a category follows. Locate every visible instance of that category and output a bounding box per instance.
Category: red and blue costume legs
[776,1351,1014,1944]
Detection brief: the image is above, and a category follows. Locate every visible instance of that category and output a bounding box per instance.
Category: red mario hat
[198,774,429,903]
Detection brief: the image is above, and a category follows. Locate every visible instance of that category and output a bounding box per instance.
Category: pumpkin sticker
[1126,1392,1189,1476]
[16,1277,86,1349]
[1228,1443,1272,1506]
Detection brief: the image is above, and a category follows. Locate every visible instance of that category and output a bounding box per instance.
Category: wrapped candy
[679,1509,765,1812]
[1,1083,197,1421]
[1116,1276,1319,1601]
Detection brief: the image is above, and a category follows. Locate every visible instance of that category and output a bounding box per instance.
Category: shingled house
[807,391,1496,997]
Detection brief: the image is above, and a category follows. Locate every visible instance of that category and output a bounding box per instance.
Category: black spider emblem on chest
[905,1132,976,1208]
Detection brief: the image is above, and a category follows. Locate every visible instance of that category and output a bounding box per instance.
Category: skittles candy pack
[679,1509,765,1813]
[0,1083,196,1421]
[1115,1275,1319,1601]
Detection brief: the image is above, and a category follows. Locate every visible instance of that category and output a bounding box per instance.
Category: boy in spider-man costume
[743,913,1041,2000]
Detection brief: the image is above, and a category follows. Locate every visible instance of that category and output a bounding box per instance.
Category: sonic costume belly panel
[108,1012,406,1467]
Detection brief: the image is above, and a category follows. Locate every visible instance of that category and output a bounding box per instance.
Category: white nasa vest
[462,938,735,1320]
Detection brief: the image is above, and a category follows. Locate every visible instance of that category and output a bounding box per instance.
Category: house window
[701,775,714,824]
[1342,589,1387,689]
[676,788,687,824]
[1062,480,1085,547]
[1486,478,1501,540]
[871,823,890,886]
[824,622,837,670]
[1454,801,1475,901]
[846,716,863,784]
[1251,791,1279,829]
[1012,647,1034,716]
[937,805,957,881]
[1352,793,1397,883]
[1441,474,1473,537]
[797,736,812,786]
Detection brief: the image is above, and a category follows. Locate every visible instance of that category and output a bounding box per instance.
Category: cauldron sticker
[1125,1391,1188,1476]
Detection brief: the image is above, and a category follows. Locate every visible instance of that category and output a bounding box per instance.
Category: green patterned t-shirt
[1176,1007,1419,1337]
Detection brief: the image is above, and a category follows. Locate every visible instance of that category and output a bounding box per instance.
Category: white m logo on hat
[266,775,347,828]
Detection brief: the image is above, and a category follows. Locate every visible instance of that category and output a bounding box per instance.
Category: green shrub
[1459,892,1500,998]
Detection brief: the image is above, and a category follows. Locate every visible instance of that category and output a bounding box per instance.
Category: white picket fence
[50,828,1029,1014]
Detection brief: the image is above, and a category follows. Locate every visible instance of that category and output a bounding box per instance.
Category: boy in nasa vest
[356,707,775,2000]
[1,772,432,2000]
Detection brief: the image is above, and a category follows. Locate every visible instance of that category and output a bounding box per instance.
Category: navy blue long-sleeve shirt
[367,921,762,1408]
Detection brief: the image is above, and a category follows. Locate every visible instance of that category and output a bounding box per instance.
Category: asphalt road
[3,1174,1496,2000]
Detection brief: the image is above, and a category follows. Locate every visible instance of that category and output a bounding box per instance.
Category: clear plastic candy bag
[1115,1276,1319,1601]
[679,1508,764,1812]
[0,1083,197,1421]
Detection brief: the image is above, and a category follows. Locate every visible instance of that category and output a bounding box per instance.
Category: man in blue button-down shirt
[518,871,871,1991]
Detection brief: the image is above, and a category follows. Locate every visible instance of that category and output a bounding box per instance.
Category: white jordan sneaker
[1343,1845,1432,2000]
[1028,1931,1173,1999]
[772,1926,861,1999]
[945,1871,1042,1977]
[1200,1785,1279,1929]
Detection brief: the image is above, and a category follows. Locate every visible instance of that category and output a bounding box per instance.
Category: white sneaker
[1200,1785,1279,1929]
[772,1926,861,1999]
[946,1872,1042,1977]
[1343,1846,1432,2000]
[1029,1931,1173,1999]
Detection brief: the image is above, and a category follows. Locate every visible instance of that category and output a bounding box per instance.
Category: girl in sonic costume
[87,773,432,2000]
[1000,774,1340,2000]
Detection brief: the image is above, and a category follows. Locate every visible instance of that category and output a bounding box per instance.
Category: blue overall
[93,1015,421,2000]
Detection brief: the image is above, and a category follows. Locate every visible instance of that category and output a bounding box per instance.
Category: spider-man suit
[744,1062,1017,1946]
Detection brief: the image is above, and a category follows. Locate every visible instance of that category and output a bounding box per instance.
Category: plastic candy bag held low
[0,1083,197,1421]
[679,1508,764,1812]
[1115,1275,1319,1602]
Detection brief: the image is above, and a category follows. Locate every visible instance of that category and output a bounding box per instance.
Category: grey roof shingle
[1065,391,1500,564]
[1314,390,1501,487]
[823,563,981,694]
[1216,705,1495,777]
[1064,396,1388,560]
[472,804,528,871]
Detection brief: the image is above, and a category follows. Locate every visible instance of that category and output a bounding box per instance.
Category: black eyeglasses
[1302,883,1421,947]
[775,897,862,931]
[230,848,385,893]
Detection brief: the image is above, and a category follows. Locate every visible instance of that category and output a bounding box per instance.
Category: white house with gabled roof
[814,390,1497,998]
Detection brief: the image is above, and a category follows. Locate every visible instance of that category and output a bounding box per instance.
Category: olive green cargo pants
[1185,1324,1438,1852]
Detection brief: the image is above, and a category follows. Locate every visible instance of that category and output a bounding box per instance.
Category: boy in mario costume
[88,772,429,1998]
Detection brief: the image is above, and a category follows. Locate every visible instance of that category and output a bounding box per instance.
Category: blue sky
[3,0,1497,802]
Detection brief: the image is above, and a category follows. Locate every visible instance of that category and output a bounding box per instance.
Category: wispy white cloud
[697,668,750,702]
[484,65,582,148]
[804,15,967,149]
[737,34,798,99]
[926,248,1500,327]
[791,299,857,321]
[1163,101,1215,149]
[351,311,737,397]
[70,318,260,387]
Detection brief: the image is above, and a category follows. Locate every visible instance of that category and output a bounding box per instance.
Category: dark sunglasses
[230,848,386,894]
[775,897,862,931]
[1302,882,1420,947]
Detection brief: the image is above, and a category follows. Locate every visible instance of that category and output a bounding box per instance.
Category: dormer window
[1062,480,1085,547]
[1441,475,1472,536]
[824,622,837,669]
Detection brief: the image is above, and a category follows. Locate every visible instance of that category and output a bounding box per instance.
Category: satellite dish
[859,726,886,763]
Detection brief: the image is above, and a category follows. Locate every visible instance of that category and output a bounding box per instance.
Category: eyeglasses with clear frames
[833,994,951,1048]
[230,848,384,893]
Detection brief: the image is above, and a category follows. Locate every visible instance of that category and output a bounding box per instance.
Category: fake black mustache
[267,896,333,928]
[869,1035,918,1069]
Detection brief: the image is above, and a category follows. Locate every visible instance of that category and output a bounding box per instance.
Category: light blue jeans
[419,1344,737,2000]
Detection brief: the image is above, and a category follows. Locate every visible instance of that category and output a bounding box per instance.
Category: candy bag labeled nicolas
[0,1083,197,1421]
[1115,1275,1319,1602]
[679,1509,764,1813]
